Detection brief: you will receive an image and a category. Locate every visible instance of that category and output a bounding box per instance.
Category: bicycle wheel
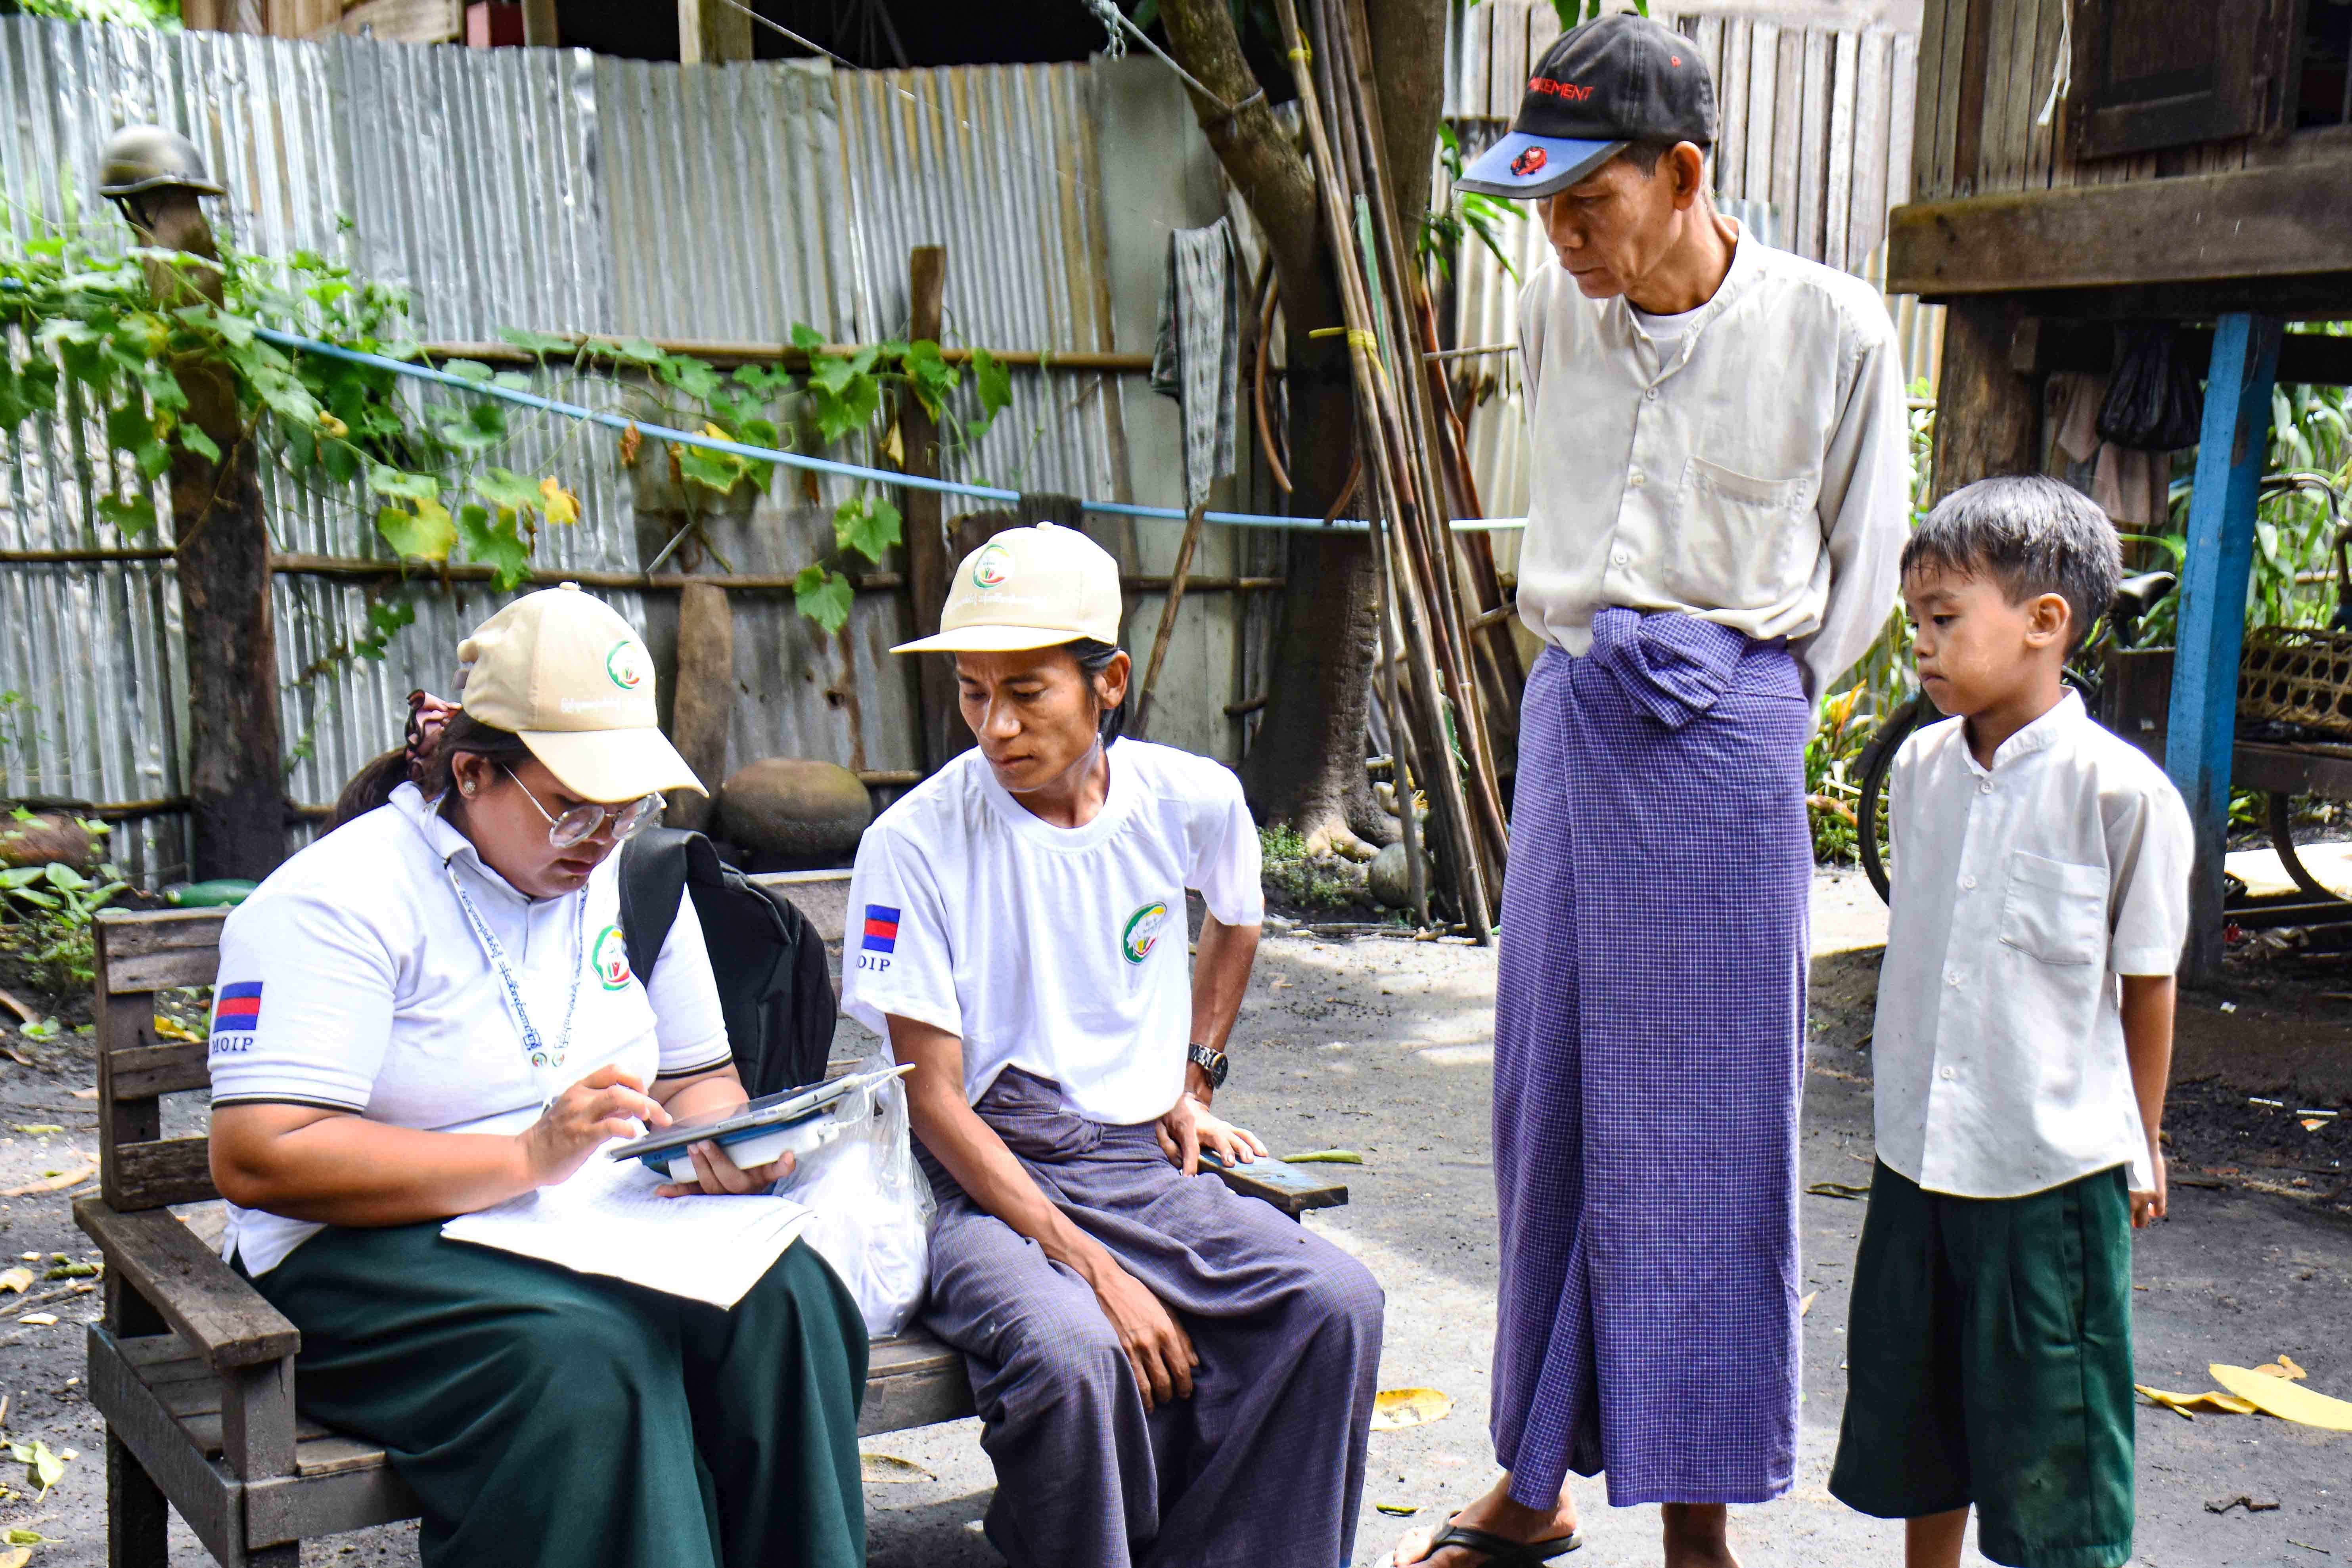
[2268,791,2352,902]
[1856,694,1933,906]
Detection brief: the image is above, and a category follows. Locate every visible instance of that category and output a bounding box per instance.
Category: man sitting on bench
[846,524,1386,1568]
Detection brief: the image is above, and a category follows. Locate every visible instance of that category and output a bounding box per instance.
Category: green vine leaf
[792,564,854,635]
[472,467,544,516]
[176,423,222,463]
[903,339,960,418]
[654,354,721,402]
[376,499,456,563]
[971,346,1012,419]
[456,503,532,590]
[440,360,496,384]
[366,464,441,503]
[678,437,748,494]
[789,322,825,351]
[498,327,578,358]
[833,492,902,563]
[97,496,158,537]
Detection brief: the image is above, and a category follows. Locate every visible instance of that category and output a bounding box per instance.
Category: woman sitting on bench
[206,585,867,1568]
[844,523,1387,1568]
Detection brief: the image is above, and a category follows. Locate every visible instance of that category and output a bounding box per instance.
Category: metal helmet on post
[96,124,224,200]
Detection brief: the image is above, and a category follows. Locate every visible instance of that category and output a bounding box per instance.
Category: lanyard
[444,861,585,1071]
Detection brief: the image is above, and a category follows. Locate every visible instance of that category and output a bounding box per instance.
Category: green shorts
[1828,1160,2134,1568]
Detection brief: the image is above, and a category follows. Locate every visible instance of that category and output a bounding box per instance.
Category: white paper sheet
[441,1149,813,1308]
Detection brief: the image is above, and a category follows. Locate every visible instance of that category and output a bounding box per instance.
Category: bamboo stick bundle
[1273,0,1501,935]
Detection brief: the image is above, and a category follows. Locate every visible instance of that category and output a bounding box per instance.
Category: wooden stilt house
[1889,0,2352,977]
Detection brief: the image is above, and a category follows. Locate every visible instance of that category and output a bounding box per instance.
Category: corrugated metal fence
[0,21,1215,884]
[1442,3,1943,547]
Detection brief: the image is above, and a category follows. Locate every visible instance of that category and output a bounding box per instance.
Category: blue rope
[253,329,1529,532]
[0,284,1524,532]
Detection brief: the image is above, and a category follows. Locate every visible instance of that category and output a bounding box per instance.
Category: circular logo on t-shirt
[972,543,1013,590]
[592,925,633,989]
[605,639,647,691]
[1121,901,1170,965]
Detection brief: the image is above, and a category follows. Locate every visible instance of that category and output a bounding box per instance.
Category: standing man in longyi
[1393,15,1910,1568]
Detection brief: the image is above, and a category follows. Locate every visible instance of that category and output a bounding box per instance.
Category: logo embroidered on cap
[1510,146,1549,176]
[1121,901,1170,965]
[1527,77,1595,101]
[605,639,647,691]
[210,981,262,1053]
[863,905,902,954]
[972,544,1013,590]
[592,925,632,990]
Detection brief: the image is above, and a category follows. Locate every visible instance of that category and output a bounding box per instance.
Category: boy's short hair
[1902,475,2122,653]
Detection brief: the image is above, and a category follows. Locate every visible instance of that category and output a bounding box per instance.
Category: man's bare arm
[886,1014,1199,1408]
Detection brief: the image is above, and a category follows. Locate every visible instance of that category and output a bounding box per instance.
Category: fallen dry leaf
[2,1158,96,1197]
[0,1270,30,1295]
[2265,1355,2310,1382]
[1806,1181,1871,1201]
[0,1545,29,1568]
[151,1015,204,1044]
[2212,1363,2352,1432]
[860,1453,935,1484]
[1371,1388,1453,1431]
[68,1088,95,1101]
[1800,1292,1818,1317]
[1374,1502,1420,1517]
[2136,1384,2258,1419]
[16,1315,56,1327]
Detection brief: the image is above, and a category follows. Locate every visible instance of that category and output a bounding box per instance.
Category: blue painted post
[2164,313,2282,982]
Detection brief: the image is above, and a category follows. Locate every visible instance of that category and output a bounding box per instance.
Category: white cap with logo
[892,522,1124,653]
[456,583,708,800]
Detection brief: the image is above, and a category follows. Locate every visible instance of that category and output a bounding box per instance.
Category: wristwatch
[1186,1042,1230,1090]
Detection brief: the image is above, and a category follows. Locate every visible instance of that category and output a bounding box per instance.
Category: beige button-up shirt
[1515,226,1911,696]
[1871,693,2193,1199]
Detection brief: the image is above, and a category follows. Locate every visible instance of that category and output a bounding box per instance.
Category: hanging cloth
[1150,217,1241,511]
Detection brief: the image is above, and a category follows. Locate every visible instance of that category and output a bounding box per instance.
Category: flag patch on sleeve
[210,982,262,1051]
[862,906,901,954]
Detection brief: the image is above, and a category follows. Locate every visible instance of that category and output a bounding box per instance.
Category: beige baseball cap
[892,522,1124,654]
[455,583,707,800]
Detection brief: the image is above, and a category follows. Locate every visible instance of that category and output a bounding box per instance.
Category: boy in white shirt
[1829,475,2193,1568]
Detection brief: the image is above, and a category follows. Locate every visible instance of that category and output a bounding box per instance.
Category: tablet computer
[606,1076,856,1166]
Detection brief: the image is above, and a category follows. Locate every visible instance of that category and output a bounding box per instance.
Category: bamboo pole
[1132,502,1210,739]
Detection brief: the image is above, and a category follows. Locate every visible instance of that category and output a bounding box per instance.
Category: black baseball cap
[1456,13,1715,199]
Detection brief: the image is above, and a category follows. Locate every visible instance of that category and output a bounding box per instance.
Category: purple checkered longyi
[1491,609,1812,1508]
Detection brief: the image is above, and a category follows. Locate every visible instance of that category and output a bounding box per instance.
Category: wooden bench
[80,907,1347,1566]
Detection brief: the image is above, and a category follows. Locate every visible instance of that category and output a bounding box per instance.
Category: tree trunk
[134,190,286,881]
[1159,0,1446,850]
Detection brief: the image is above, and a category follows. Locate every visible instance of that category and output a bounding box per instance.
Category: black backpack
[617,827,835,1098]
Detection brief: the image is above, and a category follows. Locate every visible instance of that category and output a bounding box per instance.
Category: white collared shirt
[208,783,730,1271]
[1871,692,2193,1198]
[1515,224,1912,697]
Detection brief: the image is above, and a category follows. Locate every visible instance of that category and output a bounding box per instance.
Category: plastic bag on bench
[777,1051,934,1336]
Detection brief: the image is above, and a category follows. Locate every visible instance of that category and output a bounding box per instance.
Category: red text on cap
[1528,77,1595,101]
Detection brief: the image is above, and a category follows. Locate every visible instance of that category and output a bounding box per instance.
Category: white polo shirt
[1871,692,2193,1199]
[1515,224,1912,697]
[208,783,730,1273]
[840,739,1264,1126]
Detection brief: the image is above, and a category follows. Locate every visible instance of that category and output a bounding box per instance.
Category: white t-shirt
[1871,692,2193,1199]
[208,783,730,1273]
[840,740,1264,1126]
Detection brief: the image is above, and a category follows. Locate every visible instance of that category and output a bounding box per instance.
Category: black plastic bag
[2096,324,2204,451]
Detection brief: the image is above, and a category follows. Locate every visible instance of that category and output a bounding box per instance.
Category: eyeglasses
[502,768,665,849]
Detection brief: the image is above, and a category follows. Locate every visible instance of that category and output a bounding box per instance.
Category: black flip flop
[1420,1520,1584,1566]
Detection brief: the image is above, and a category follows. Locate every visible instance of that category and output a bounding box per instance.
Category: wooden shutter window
[2069,0,2297,161]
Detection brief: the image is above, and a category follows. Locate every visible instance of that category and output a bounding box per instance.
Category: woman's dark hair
[1069,639,1131,747]
[330,710,534,832]
[419,712,537,800]
[326,749,409,832]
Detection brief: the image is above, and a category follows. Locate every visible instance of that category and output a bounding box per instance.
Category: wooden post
[521,0,558,45]
[1130,504,1207,741]
[121,187,286,882]
[1929,295,2041,502]
[2165,313,2281,984]
[666,580,734,832]
[678,0,752,63]
[901,246,959,772]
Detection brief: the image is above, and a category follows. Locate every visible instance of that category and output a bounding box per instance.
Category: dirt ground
[0,868,2345,1566]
